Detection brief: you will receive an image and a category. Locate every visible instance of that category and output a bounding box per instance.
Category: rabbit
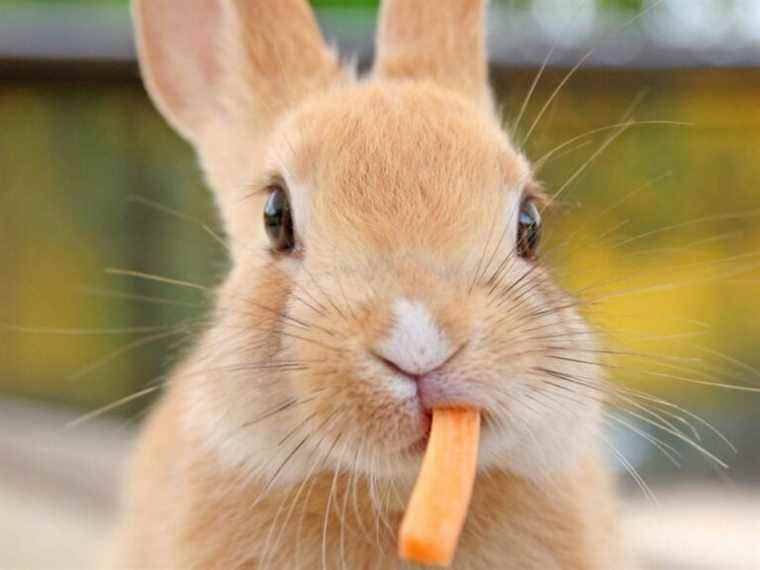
[108,0,625,568]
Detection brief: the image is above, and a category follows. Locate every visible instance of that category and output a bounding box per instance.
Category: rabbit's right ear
[132,0,344,143]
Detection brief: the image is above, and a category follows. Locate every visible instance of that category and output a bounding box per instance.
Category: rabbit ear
[132,0,343,143]
[373,0,492,111]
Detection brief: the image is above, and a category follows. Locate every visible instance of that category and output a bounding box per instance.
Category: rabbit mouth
[404,432,430,456]
[403,411,433,455]
[402,410,498,458]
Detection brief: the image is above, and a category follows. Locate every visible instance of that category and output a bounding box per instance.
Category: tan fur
[111,1,626,568]
[375,0,493,113]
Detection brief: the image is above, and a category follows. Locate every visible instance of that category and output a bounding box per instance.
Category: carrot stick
[399,407,481,567]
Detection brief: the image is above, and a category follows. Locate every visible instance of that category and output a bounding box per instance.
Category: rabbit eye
[264,186,295,252]
[517,199,542,259]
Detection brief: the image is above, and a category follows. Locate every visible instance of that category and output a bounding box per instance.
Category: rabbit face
[187,80,601,485]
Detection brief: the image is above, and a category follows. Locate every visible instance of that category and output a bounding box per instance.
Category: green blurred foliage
[598,0,644,11]
[1,67,759,422]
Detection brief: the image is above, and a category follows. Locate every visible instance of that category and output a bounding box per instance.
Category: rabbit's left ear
[133,0,345,144]
[373,0,493,112]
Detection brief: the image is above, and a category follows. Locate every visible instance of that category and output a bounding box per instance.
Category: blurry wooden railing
[3,4,760,81]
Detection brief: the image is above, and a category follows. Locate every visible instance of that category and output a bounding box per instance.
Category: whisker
[66,384,163,429]
[127,194,229,251]
[512,47,555,136]
[302,265,347,322]
[600,434,658,505]
[522,48,594,146]
[603,411,682,467]
[106,268,209,291]
[67,326,191,381]
[612,209,760,250]
[550,119,633,203]
[0,322,184,336]
[77,287,205,308]
[534,123,686,171]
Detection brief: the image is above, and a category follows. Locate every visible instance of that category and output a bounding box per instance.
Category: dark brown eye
[264,186,295,252]
[517,199,542,259]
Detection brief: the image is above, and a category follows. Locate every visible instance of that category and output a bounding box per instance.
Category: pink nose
[374,354,427,380]
[374,349,466,409]
[374,346,461,381]
[372,298,468,406]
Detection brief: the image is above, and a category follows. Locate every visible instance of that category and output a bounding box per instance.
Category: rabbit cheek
[281,303,426,476]
[471,272,604,481]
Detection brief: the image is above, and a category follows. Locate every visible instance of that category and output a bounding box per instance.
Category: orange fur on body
[109,0,626,568]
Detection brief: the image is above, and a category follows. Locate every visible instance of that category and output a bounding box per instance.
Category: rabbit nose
[373,298,457,379]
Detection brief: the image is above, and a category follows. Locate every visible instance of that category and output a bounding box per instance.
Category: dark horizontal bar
[2,5,760,77]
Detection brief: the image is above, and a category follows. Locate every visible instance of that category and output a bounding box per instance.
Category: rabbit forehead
[272,81,530,249]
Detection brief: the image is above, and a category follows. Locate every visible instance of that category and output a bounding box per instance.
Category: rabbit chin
[184,366,602,490]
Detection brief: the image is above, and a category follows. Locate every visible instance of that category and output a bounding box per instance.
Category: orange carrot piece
[399,407,481,567]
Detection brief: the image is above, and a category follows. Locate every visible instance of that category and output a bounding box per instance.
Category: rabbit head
[133,0,602,485]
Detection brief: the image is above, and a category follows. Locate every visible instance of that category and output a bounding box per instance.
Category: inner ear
[133,0,346,144]
[133,0,223,141]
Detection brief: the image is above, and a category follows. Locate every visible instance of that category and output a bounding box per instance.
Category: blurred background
[1,0,759,568]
